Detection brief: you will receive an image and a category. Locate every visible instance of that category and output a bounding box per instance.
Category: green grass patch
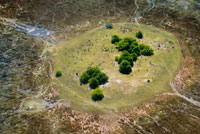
[54,23,182,114]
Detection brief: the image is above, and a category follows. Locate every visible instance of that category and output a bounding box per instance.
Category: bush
[95,72,108,85]
[55,70,62,77]
[147,79,151,83]
[117,37,137,51]
[80,72,90,84]
[89,78,99,89]
[119,60,132,74]
[118,51,134,66]
[131,52,138,61]
[141,48,154,56]
[106,23,113,29]
[86,67,101,78]
[91,88,104,101]
[136,31,143,39]
[111,35,121,44]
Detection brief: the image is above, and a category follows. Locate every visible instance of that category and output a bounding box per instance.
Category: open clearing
[54,23,181,114]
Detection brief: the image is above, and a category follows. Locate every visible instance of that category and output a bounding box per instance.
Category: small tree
[95,72,108,85]
[111,35,121,44]
[91,88,104,101]
[136,31,143,39]
[106,23,113,29]
[55,70,62,77]
[80,72,90,84]
[89,78,99,89]
[119,60,132,74]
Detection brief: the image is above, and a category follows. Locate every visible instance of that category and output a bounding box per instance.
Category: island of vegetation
[112,34,154,74]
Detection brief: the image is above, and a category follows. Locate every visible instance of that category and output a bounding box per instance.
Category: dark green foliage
[80,72,90,84]
[112,35,154,74]
[117,37,137,51]
[119,60,132,74]
[55,70,62,77]
[80,67,109,89]
[147,79,151,83]
[111,35,121,44]
[131,53,138,61]
[141,48,154,56]
[136,31,143,39]
[95,72,108,85]
[117,51,134,66]
[89,78,99,89]
[91,88,104,101]
[86,67,101,78]
[106,23,113,29]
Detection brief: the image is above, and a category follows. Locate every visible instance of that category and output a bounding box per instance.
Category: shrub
[136,31,143,39]
[80,72,90,84]
[117,37,137,51]
[86,67,101,78]
[89,78,99,89]
[55,70,62,77]
[147,79,151,83]
[91,88,104,101]
[106,23,113,29]
[130,45,140,56]
[119,60,132,74]
[131,52,138,61]
[118,51,134,66]
[95,72,108,85]
[111,35,121,44]
[115,56,120,62]
[141,48,154,56]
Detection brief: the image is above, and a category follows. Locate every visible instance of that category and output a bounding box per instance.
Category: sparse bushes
[136,31,143,39]
[119,60,132,74]
[111,35,121,44]
[55,70,62,77]
[112,34,154,74]
[80,66,109,88]
[106,23,113,29]
[91,88,104,101]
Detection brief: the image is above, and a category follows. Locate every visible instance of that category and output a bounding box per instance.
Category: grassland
[54,23,181,114]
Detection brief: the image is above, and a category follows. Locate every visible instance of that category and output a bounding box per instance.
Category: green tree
[117,51,134,66]
[95,72,108,85]
[119,60,132,74]
[141,48,154,56]
[86,67,101,78]
[80,72,90,84]
[136,31,143,39]
[55,70,62,77]
[111,35,121,44]
[91,88,104,101]
[89,78,99,89]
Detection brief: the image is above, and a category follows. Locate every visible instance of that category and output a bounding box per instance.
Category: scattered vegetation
[55,70,62,77]
[136,31,143,39]
[106,23,113,29]
[91,88,104,101]
[80,66,109,88]
[112,35,154,74]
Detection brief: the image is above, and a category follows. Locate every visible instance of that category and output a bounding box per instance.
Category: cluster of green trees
[80,67,108,101]
[80,66,109,88]
[112,34,154,74]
